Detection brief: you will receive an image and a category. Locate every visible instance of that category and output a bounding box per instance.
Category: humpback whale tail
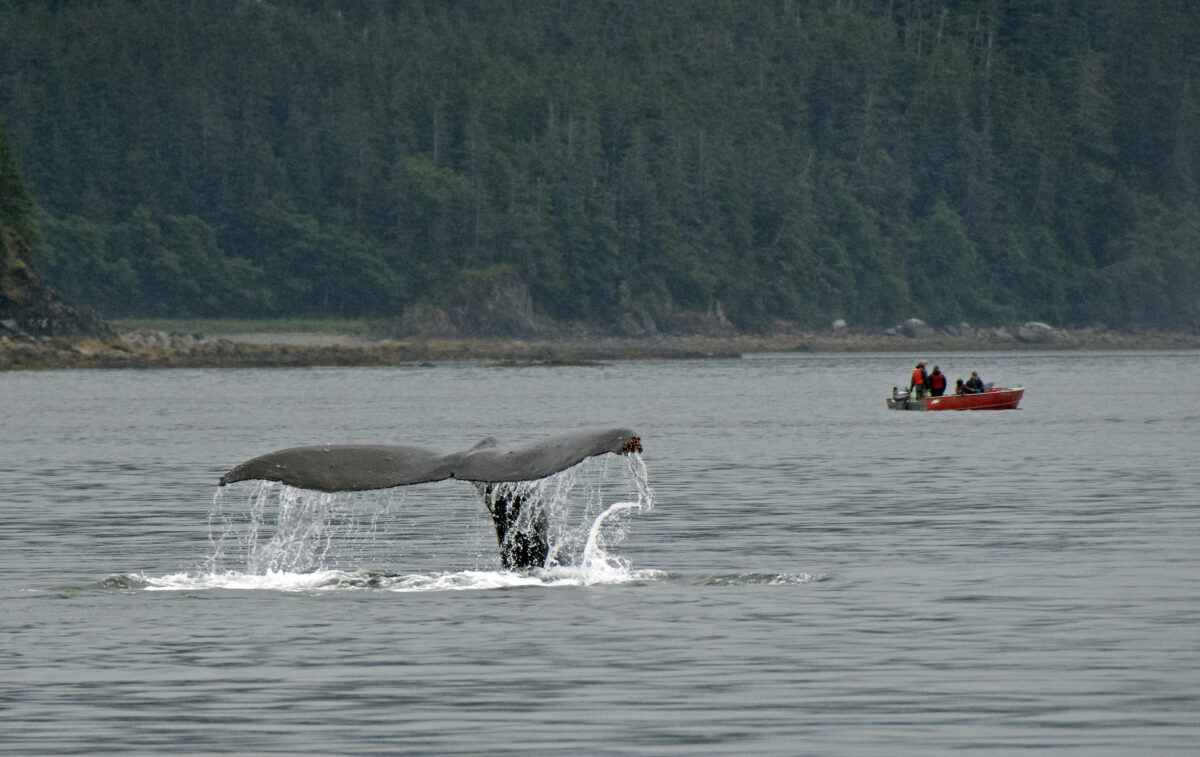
[219,427,644,570]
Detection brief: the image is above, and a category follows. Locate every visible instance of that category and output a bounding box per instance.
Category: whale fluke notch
[218,427,644,570]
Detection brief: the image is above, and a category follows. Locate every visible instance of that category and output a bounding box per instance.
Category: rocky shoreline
[3,325,1200,371]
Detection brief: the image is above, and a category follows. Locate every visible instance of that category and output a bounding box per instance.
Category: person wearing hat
[909,360,929,398]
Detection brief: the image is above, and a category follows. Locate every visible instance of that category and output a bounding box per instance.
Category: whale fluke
[218,427,644,570]
[219,426,642,491]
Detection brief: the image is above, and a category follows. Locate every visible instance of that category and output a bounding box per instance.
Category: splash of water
[192,452,655,589]
[573,454,655,582]
[206,482,406,574]
[480,451,655,575]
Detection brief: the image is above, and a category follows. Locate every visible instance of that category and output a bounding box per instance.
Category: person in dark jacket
[964,371,985,394]
[928,365,948,396]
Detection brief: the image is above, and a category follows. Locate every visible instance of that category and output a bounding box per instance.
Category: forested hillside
[2,0,1198,332]
[2,127,109,337]
[0,128,40,307]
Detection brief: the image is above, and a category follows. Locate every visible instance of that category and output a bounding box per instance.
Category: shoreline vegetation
[7,3,1200,334]
[3,321,1199,371]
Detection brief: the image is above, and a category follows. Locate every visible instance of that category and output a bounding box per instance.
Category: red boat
[887,386,1024,411]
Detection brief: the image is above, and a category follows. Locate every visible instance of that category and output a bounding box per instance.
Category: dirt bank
[3,327,1199,371]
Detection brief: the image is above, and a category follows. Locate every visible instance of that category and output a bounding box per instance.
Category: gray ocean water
[2,350,1198,755]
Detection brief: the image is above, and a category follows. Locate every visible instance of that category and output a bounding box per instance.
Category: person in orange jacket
[909,360,929,398]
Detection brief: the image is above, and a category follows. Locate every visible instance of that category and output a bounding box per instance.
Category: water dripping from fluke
[148,449,658,593]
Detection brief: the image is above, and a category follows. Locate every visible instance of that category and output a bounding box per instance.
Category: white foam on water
[136,567,667,593]
[141,568,356,592]
[137,563,667,594]
[693,572,831,586]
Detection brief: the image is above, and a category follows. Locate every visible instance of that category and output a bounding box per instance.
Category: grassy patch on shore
[112,317,388,335]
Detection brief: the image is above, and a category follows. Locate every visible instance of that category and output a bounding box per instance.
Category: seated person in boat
[955,378,966,395]
[964,371,985,393]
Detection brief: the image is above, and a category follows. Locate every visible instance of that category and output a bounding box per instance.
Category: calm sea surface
[2,351,1198,755]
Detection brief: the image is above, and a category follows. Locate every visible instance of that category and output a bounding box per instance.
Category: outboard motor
[892,386,910,401]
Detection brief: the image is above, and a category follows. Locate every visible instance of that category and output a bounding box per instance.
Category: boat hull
[887,387,1024,411]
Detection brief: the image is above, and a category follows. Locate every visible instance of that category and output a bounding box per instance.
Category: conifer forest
[2,0,1198,331]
